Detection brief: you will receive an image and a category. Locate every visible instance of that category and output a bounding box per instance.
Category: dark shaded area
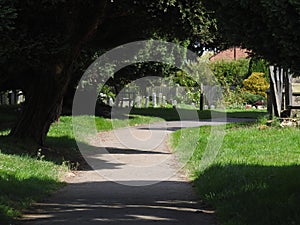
[129,108,266,121]
[0,174,63,225]
[138,127,183,132]
[193,164,300,225]
[16,180,216,225]
[70,104,267,121]
[0,134,90,170]
[105,147,170,155]
[0,105,19,131]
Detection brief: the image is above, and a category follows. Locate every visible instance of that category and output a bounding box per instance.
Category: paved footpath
[19,118,254,225]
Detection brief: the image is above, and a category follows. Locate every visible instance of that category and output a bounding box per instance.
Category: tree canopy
[203,0,300,72]
[0,0,219,145]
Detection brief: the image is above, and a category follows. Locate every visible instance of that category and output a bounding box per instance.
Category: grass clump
[171,123,300,225]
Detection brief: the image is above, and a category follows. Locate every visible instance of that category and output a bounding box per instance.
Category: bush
[242,72,269,98]
[220,86,247,109]
[249,58,269,81]
[210,59,250,87]
[244,92,264,105]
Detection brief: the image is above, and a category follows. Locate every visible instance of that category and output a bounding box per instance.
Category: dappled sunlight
[20,180,215,225]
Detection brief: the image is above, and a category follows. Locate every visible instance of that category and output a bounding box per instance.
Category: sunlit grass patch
[171,123,300,225]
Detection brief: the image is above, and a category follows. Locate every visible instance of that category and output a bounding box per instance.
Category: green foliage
[243,72,269,99]
[97,84,116,104]
[221,86,247,109]
[210,59,250,87]
[170,58,218,104]
[203,0,300,72]
[249,58,270,80]
[172,124,300,225]
[141,1,218,46]
[0,0,17,32]
[243,92,265,105]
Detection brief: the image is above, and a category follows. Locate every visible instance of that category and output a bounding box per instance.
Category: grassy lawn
[0,106,267,224]
[0,111,163,224]
[45,115,163,167]
[171,123,300,225]
[0,153,66,224]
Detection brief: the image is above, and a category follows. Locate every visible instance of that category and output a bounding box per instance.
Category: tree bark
[9,1,108,147]
[10,67,69,146]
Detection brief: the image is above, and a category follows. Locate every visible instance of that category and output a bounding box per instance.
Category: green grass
[0,106,266,224]
[171,123,300,225]
[47,115,163,147]
[45,115,163,166]
[0,152,66,224]
[0,111,162,224]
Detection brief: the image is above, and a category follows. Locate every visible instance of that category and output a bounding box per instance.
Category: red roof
[209,47,249,61]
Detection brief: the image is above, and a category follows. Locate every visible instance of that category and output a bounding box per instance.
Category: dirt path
[19,118,255,225]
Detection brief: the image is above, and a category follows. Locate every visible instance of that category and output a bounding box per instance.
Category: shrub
[243,92,264,105]
[210,59,250,87]
[219,86,247,109]
[242,72,269,99]
[249,58,269,81]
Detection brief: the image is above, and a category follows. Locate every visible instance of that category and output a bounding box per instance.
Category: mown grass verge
[0,152,66,224]
[171,123,300,225]
[0,113,163,224]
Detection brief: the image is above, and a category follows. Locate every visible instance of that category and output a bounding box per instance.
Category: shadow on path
[19,180,215,225]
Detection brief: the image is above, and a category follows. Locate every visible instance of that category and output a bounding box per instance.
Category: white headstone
[145,96,149,108]
[152,92,157,107]
[172,99,177,107]
[109,97,114,107]
[162,96,166,106]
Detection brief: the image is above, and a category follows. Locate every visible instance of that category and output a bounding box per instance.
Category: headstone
[8,91,14,105]
[158,93,163,106]
[135,96,142,108]
[130,99,134,107]
[162,96,166,106]
[17,91,22,104]
[109,97,114,107]
[145,96,149,108]
[172,99,177,107]
[152,92,157,107]
[204,105,209,110]
[210,105,215,110]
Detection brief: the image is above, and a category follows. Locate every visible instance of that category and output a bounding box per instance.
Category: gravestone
[145,96,149,108]
[152,92,157,107]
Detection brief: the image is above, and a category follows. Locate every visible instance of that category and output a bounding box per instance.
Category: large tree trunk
[9,1,108,146]
[10,67,70,146]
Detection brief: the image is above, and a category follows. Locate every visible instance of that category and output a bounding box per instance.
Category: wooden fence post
[269,66,284,117]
